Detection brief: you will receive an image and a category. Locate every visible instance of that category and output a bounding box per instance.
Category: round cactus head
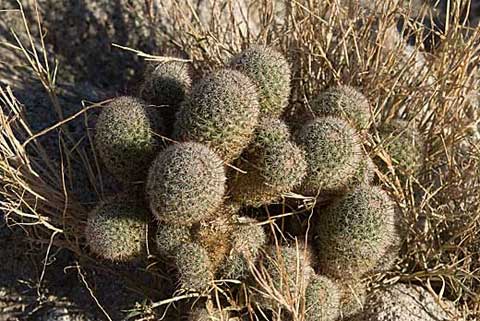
[304,275,341,321]
[295,116,362,196]
[376,119,423,177]
[174,69,260,162]
[85,200,147,262]
[174,242,214,291]
[95,96,165,182]
[346,154,377,187]
[229,118,307,206]
[310,85,371,131]
[315,185,397,279]
[156,224,192,256]
[140,60,191,107]
[219,217,266,280]
[229,45,291,117]
[146,142,226,226]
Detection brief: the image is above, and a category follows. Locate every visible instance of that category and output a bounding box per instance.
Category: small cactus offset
[139,60,192,134]
[174,69,260,162]
[174,242,214,291]
[229,118,307,207]
[376,119,423,177]
[140,60,191,107]
[229,45,291,117]
[94,96,165,182]
[314,185,397,279]
[295,116,362,196]
[85,200,147,262]
[346,153,377,187]
[304,275,340,321]
[156,224,192,256]
[310,85,371,131]
[218,217,266,280]
[146,142,226,226]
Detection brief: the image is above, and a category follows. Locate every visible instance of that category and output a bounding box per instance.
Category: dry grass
[1,0,480,320]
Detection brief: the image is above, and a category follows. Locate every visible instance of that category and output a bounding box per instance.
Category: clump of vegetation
[229,118,307,206]
[174,242,214,291]
[295,117,362,196]
[85,200,147,262]
[174,69,260,162]
[146,142,226,225]
[375,119,424,177]
[5,1,480,319]
[310,85,371,131]
[229,45,291,117]
[314,185,397,279]
[94,96,165,182]
[304,275,340,321]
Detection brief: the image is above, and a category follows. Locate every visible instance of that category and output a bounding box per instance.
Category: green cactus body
[229,118,307,206]
[174,242,214,291]
[140,61,191,107]
[85,200,147,262]
[218,217,266,280]
[304,275,341,321]
[315,185,397,279]
[310,85,371,131]
[229,45,291,117]
[347,154,377,187]
[140,61,192,134]
[295,117,362,196]
[376,119,423,177]
[174,69,260,162]
[146,142,226,225]
[156,224,192,256]
[94,96,165,182]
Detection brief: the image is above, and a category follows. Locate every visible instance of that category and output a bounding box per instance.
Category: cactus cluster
[85,47,412,320]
